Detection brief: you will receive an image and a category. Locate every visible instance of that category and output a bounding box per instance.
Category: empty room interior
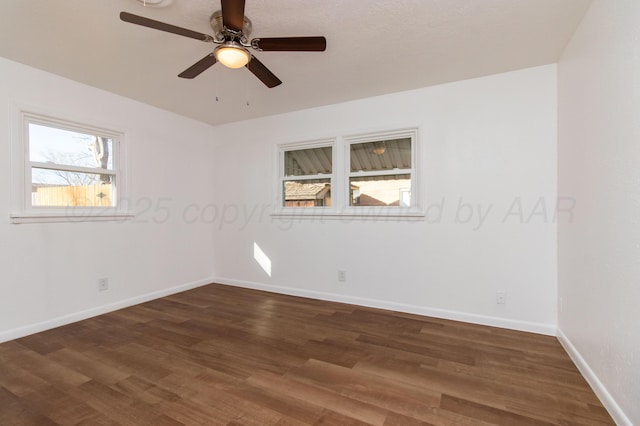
[0,0,638,424]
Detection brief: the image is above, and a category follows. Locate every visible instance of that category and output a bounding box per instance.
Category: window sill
[10,212,134,224]
[271,207,425,221]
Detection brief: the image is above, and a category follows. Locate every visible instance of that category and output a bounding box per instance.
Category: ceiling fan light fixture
[214,42,251,69]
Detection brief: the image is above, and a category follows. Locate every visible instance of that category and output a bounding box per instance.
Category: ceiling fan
[120,0,327,88]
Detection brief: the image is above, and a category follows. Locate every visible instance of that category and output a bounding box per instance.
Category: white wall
[558,1,640,424]
[211,65,558,334]
[0,57,215,341]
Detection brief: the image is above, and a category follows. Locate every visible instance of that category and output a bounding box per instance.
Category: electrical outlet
[98,277,109,291]
[338,270,346,282]
[496,291,506,304]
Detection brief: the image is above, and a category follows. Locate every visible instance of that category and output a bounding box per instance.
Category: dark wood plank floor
[0,284,613,425]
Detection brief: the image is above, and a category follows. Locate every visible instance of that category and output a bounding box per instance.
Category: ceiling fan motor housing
[210,10,252,42]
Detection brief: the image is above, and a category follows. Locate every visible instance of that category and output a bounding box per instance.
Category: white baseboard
[557,328,632,426]
[213,277,557,336]
[0,277,214,344]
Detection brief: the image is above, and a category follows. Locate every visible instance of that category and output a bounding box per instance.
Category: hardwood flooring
[0,284,613,425]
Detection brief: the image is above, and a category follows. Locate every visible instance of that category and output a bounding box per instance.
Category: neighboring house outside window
[284,181,331,207]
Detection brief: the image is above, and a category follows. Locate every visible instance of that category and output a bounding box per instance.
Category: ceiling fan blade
[120,11,212,42]
[178,54,217,79]
[252,37,327,52]
[247,55,282,88]
[221,0,246,32]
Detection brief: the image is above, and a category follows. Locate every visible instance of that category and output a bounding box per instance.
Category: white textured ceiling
[0,0,590,126]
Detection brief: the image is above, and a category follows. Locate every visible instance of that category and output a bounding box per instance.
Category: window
[279,142,333,209]
[276,128,421,218]
[11,111,130,223]
[343,128,419,215]
[348,137,412,207]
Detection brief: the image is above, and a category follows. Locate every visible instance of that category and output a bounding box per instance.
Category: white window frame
[10,110,132,224]
[272,128,423,220]
[274,138,337,216]
[343,128,421,218]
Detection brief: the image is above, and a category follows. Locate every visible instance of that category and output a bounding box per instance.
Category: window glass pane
[350,174,411,207]
[29,123,114,170]
[283,179,331,207]
[31,168,115,207]
[284,146,332,177]
[350,138,411,172]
